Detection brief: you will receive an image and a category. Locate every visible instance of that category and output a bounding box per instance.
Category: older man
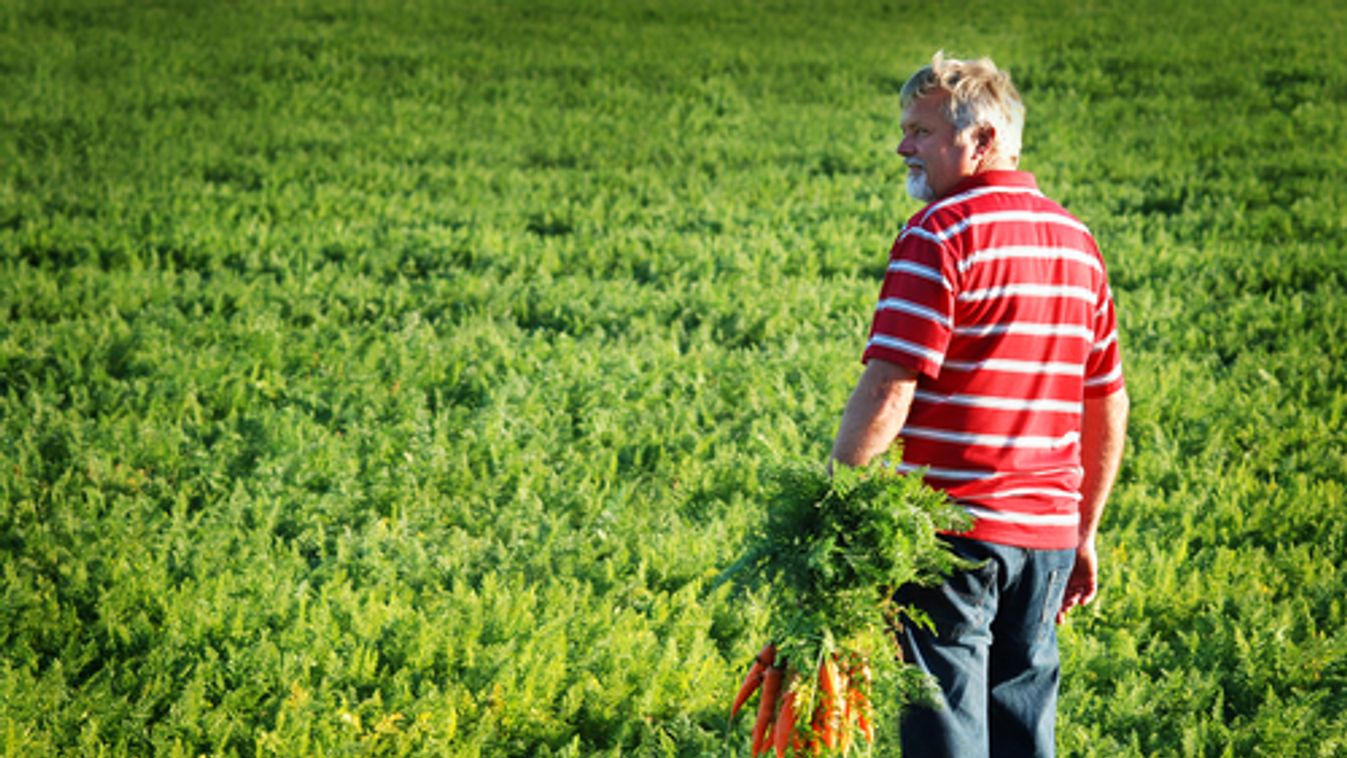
[830,52,1130,757]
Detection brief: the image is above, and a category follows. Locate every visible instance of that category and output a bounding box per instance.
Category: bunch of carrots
[730,642,875,757]
[717,458,969,756]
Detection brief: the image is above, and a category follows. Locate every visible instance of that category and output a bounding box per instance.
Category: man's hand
[1061,388,1127,624]
[1057,537,1098,624]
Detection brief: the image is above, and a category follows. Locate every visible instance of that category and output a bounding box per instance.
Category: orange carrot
[854,689,874,744]
[852,661,874,744]
[818,655,841,700]
[835,668,853,754]
[857,710,874,744]
[772,689,797,758]
[817,656,842,748]
[733,668,765,721]
[752,666,783,756]
[732,643,776,718]
[813,704,834,749]
[810,699,827,748]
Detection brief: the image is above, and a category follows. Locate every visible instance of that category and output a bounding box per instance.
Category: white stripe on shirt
[902,227,944,245]
[902,426,1081,449]
[1084,364,1124,387]
[918,186,1045,225]
[961,503,1081,527]
[979,487,1083,501]
[959,284,1098,304]
[899,463,1085,482]
[867,334,945,365]
[902,210,1092,245]
[905,210,1093,246]
[876,298,952,328]
[896,462,1006,481]
[953,322,1096,341]
[1095,286,1115,318]
[888,260,952,290]
[958,245,1102,274]
[1091,331,1118,353]
[914,389,1082,414]
[941,358,1084,376]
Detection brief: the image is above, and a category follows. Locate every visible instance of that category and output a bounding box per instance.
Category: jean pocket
[899,557,998,640]
[1037,564,1070,631]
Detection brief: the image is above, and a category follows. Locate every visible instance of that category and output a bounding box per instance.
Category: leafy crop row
[3,0,1345,755]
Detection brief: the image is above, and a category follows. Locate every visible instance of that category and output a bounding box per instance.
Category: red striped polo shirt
[863,170,1125,550]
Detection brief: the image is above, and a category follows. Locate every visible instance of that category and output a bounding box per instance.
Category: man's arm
[1058,386,1130,622]
[829,359,919,470]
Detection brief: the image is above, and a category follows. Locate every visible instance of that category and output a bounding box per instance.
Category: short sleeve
[1083,284,1125,397]
[861,227,957,379]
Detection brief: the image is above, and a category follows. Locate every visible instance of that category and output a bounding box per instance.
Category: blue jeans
[895,536,1075,758]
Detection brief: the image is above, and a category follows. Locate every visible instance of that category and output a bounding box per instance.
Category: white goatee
[906,162,934,202]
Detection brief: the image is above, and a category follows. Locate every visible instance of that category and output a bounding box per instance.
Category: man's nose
[897,138,914,157]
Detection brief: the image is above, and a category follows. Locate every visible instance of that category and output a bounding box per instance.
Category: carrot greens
[723,457,971,754]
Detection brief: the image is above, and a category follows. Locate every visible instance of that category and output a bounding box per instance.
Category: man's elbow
[1109,387,1130,427]
[1086,386,1130,435]
[863,359,918,401]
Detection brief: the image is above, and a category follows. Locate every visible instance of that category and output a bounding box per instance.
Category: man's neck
[975,154,1019,174]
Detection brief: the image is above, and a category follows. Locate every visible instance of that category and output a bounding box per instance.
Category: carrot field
[3,0,1346,755]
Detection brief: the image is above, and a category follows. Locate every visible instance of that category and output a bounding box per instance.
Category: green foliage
[1,0,1345,755]
[732,461,969,674]
[723,459,971,748]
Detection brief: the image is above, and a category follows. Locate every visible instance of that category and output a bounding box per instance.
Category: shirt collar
[941,170,1039,198]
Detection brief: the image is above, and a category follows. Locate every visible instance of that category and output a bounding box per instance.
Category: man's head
[897,51,1025,201]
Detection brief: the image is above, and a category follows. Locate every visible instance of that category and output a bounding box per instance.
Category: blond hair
[900,51,1025,163]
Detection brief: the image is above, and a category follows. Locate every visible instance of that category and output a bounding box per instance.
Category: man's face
[898,90,980,202]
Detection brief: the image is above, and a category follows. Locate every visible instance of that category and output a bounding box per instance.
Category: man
[830,52,1130,757]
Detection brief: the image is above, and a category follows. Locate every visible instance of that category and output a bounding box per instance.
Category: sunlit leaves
[2,0,1346,755]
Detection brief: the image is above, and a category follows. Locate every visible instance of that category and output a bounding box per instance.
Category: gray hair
[900,51,1025,162]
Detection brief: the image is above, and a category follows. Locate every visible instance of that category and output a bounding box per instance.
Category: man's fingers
[1079,584,1097,607]
[1059,545,1100,624]
[1056,590,1075,624]
[1056,582,1095,624]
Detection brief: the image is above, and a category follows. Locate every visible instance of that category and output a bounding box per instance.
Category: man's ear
[974,125,997,158]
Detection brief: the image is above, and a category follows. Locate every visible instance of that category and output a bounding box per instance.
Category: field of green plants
[3,0,1346,755]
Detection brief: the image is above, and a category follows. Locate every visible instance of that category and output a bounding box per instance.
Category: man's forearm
[830,359,918,469]
[1077,387,1130,543]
